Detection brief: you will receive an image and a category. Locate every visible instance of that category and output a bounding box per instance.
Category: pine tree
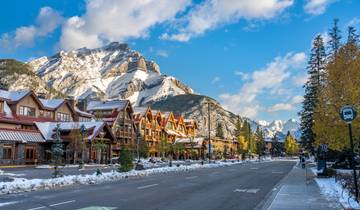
[272,133,283,157]
[328,18,342,58]
[255,126,266,158]
[118,147,134,172]
[299,34,326,152]
[52,124,64,178]
[216,122,224,139]
[234,115,242,137]
[139,139,149,159]
[347,26,359,46]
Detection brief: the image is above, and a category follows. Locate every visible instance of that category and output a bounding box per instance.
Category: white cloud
[267,95,303,113]
[347,17,360,27]
[304,0,336,15]
[268,103,294,112]
[0,7,62,49]
[219,52,306,118]
[161,0,293,42]
[156,49,169,58]
[234,71,250,81]
[292,73,308,86]
[60,0,191,50]
[211,76,221,84]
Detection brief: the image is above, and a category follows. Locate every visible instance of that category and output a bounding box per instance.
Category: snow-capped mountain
[27,42,193,106]
[259,119,301,141]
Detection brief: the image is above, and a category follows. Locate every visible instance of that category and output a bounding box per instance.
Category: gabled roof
[39,98,65,109]
[35,121,115,141]
[87,100,129,111]
[0,89,30,102]
[74,107,94,118]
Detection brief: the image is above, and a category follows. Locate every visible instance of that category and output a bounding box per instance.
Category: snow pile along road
[0,161,242,195]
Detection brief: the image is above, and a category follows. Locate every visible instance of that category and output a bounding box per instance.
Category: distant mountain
[27,42,193,106]
[259,119,301,141]
[152,94,240,138]
[1,42,301,140]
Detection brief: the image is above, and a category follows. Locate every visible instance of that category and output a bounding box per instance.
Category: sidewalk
[263,164,342,210]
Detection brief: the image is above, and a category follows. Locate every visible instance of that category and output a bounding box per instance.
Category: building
[36,122,115,164]
[86,100,136,157]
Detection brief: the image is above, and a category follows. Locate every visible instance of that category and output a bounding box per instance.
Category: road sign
[321,144,328,152]
[340,105,357,123]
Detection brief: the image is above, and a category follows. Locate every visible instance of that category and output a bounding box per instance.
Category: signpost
[340,105,359,202]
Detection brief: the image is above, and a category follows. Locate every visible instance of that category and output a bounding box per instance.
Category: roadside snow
[311,168,360,209]
[0,201,18,207]
[0,161,242,195]
[0,170,25,177]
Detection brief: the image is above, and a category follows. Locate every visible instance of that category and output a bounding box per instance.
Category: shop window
[25,147,35,160]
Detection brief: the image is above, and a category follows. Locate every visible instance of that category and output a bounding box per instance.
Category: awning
[0,129,45,143]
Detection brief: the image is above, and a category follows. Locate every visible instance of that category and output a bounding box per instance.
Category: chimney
[76,99,88,112]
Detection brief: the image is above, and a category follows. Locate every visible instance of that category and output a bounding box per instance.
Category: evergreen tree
[347,26,359,46]
[52,124,64,178]
[284,131,299,156]
[255,126,266,158]
[118,147,134,172]
[159,135,170,158]
[234,115,242,138]
[272,134,283,157]
[328,18,342,57]
[299,34,326,152]
[216,122,224,139]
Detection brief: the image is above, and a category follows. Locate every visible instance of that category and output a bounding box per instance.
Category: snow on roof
[35,122,105,141]
[0,89,29,102]
[87,100,128,111]
[74,107,94,118]
[3,101,13,118]
[39,98,64,109]
[0,128,45,143]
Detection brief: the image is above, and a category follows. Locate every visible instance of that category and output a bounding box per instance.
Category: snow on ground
[0,170,25,177]
[311,168,360,209]
[0,161,243,195]
[0,201,18,207]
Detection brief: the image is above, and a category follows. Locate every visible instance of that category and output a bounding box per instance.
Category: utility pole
[205,101,212,163]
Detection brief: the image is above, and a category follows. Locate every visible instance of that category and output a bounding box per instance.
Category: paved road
[0,161,295,210]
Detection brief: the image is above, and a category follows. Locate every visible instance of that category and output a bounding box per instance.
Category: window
[56,112,70,122]
[2,146,12,159]
[19,106,36,117]
[39,110,52,118]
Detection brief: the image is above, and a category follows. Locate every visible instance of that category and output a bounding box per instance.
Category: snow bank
[311,168,360,209]
[0,161,242,195]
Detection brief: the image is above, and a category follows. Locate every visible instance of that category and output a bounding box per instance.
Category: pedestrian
[301,156,306,169]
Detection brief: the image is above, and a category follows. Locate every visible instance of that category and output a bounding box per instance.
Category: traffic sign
[321,144,328,153]
[340,105,357,123]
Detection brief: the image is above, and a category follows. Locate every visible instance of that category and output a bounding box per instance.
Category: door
[25,146,36,164]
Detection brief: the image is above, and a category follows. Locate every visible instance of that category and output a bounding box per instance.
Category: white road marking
[234,188,260,194]
[272,171,283,174]
[27,206,46,210]
[137,183,159,189]
[185,176,198,179]
[49,200,76,207]
[250,167,259,170]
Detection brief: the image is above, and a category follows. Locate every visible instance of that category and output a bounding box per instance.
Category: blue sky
[1,0,359,122]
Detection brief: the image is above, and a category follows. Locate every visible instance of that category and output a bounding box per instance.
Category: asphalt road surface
[0,161,295,210]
